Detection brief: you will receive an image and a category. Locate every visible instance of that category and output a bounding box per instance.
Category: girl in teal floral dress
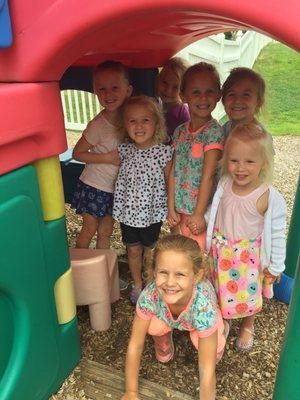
[122,234,229,400]
[168,62,225,249]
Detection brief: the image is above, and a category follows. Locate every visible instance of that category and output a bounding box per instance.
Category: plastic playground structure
[0,1,299,399]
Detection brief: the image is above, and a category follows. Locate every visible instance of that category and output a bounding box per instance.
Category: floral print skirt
[211,229,273,319]
[71,180,113,218]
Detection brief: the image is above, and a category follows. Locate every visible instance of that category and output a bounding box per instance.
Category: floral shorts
[71,180,113,218]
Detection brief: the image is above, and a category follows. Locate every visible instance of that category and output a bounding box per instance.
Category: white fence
[61,31,272,131]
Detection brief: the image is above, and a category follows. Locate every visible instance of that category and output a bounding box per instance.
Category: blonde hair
[92,60,130,93]
[222,67,265,113]
[145,234,210,283]
[181,62,221,93]
[220,122,274,183]
[121,95,167,144]
[159,57,189,82]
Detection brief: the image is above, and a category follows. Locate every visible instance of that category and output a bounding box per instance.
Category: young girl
[221,67,270,139]
[168,62,224,249]
[156,57,190,141]
[71,60,132,249]
[206,123,286,351]
[122,234,228,400]
[112,95,173,304]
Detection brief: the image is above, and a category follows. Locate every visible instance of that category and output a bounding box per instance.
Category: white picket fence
[61,31,272,131]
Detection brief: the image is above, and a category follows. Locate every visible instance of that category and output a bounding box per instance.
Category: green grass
[253,42,300,135]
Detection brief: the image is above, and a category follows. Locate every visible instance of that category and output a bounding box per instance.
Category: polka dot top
[113,143,173,227]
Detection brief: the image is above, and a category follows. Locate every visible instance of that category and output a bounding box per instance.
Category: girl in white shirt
[112,95,173,304]
[206,122,286,351]
[71,61,132,249]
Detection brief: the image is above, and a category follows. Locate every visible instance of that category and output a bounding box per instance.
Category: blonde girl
[168,62,224,249]
[122,234,228,400]
[206,123,286,350]
[112,95,173,304]
[71,60,132,249]
[156,57,190,140]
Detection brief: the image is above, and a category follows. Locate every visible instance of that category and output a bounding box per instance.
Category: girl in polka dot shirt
[112,95,173,304]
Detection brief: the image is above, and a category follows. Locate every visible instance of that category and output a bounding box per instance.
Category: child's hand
[105,149,120,166]
[187,214,206,235]
[121,391,140,400]
[167,209,180,227]
[263,269,281,284]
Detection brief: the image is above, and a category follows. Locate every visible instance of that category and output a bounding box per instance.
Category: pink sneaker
[152,331,174,363]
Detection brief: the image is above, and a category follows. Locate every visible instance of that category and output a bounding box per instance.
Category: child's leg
[236,315,255,351]
[96,215,114,249]
[147,316,174,363]
[76,213,98,248]
[127,244,144,291]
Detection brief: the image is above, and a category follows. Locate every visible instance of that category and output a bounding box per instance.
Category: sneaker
[129,285,142,306]
[152,331,174,363]
[119,278,129,291]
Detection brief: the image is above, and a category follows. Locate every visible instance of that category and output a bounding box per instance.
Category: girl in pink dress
[206,122,286,351]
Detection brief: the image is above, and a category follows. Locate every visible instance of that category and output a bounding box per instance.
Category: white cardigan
[205,177,287,276]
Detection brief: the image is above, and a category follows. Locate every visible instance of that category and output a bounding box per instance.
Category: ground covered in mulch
[51,136,299,400]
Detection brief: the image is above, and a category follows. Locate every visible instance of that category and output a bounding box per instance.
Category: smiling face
[154,250,202,310]
[157,69,181,108]
[222,78,261,123]
[124,103,157,149]
[181,71,221,130]
[94,69,132,115]
[227,137,265,193]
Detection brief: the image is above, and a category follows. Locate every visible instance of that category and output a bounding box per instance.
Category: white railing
[61,31,272,130]
[61,90,102,131]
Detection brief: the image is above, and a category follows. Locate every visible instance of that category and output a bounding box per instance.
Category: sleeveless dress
[211,178,273,319]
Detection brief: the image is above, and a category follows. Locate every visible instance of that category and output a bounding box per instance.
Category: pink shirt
[79,111,120,193]
[215,177,266,240]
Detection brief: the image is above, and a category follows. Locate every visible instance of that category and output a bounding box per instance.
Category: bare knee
[76,214,98,248]
[127,245,143,260]
[97,216,114,238]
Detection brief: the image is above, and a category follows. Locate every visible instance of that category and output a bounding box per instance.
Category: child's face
[181,71,221,126]
[223,78,261,123]
[124,104,156,149]
[157,70,181,106]
[154,250,202,309]
[94,70,132,113]
[227,137,265,191]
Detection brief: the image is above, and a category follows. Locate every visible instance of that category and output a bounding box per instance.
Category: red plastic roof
[0,0,299,82]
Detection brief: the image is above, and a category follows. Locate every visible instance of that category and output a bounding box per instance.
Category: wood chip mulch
[51,135,299,400]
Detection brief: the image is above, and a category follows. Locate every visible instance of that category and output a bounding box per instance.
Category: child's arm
[72,136,120,166]
[187,149,221,234]
[122,315,150,400]
[261,190,287,281]
[198,331,218,400]
[167,155,180,227]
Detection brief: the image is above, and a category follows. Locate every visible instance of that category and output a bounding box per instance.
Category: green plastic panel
[0,165,80,400]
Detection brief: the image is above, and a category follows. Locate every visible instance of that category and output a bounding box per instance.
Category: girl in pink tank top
[209,122,286,351]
